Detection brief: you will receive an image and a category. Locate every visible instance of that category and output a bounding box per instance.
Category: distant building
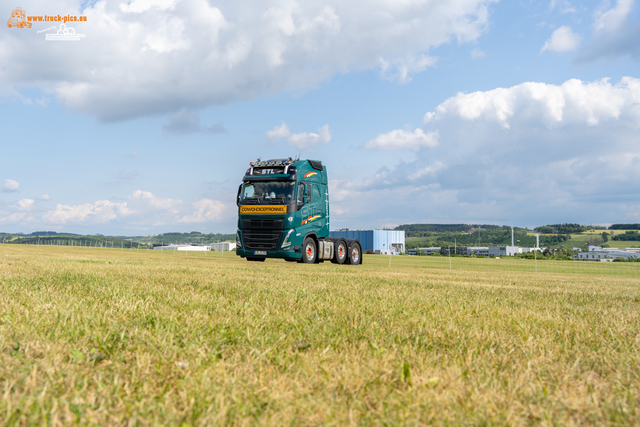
[407,247,441,256]
[488,246,524,256]
[330,230,405,254]
[212,242,236,251]
[573,247,640,261]
[154,244,211,251]
[466,246,489,256]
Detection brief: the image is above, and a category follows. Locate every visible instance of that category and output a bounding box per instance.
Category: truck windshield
[240,181,296,203]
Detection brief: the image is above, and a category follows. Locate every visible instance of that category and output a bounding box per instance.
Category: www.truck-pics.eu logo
[7,7,31,28]
[7,7,87,40]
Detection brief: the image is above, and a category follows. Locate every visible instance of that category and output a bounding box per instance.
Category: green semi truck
[236,157,362,264]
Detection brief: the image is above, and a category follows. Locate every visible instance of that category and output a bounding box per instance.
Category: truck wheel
[331,239,348,264]
[302,237,317,264]
[247,257,265,262]
[349,242,361,265]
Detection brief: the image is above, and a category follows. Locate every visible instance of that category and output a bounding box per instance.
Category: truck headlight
[236,231,242,248]
[281,229,294,248]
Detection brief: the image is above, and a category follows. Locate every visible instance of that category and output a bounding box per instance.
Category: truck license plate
[254,251,267,255]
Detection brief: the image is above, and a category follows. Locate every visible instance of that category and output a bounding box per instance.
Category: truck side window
[297,183,306,207]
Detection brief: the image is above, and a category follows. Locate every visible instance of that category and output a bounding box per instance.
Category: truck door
[310,184,322,233]
[298,183,322,235]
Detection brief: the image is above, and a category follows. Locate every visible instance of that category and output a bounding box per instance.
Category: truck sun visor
[307,160,323,171]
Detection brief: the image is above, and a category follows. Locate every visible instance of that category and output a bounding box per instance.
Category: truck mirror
[236,185,242,205]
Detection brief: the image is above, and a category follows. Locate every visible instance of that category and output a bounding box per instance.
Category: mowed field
[1,246,639,425]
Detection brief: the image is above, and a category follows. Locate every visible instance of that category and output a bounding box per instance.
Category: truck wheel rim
[339,245,344,258]
[352,247,359,262]
[306,244,314,260]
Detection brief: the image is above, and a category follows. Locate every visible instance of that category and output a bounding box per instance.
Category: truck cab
[235,158,361,265]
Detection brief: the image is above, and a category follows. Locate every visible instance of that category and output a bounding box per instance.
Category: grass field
[1,245,640,425]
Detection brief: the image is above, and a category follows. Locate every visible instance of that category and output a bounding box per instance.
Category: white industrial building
[211,242,236,251]
[573,246,640,261]
[154,244,211,251]
[407,247,441,255]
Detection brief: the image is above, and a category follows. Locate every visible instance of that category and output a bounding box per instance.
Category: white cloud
[541,26,581,53]
[267,123,332,151]
[594,0,634,32]
[178,199,230,223]
[37,194,51,201]
[379,54,437,84]
[577,0,640,62]
[0,0,496,121]
[423,77,640,129]
[2,179,20,193]
[16,199,35,210]
[266,123,291,140]
[128,190,181,212]
[43,200,131,225]
[471,48,486,59]
[0,213,27,224]
[363,129,439,151]
[38,190,230,228]
[332,77,640,228]
[548,0,576,13]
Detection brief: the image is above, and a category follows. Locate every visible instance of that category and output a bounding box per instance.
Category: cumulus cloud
[43,200,131,225]
[178,199,229,223]
[576,0,640,62]
[0,0,496,121]
[2,179,20,193]
[379,54,437,84]
[548,0,577,13]
[267,123,332,151]
[16,199,35,210]
[329,77,640,228]
[363,129,439,151]
[36,194,51,201]
[423,77,640,129]
[128,190,182,212]
[38,189,231,228]
[541,26,582,53]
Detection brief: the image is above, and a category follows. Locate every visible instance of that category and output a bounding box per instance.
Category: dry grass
[1,245,639,425]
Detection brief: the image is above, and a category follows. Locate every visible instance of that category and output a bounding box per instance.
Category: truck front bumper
[236,247,302,261]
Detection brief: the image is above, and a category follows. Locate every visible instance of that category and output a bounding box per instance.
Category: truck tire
[302,237,317,264]
[247,257,265,262]
[331,239,348,264]
[349,242,361,265]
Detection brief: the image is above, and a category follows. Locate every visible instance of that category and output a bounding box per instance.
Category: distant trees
[612,231,640,241]
[609,224,640,230]
[395,224,506,238]
[534,224,586,234]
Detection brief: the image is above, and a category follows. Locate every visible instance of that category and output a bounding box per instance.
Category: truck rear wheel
[331,239,348,264]
[302,237,317,264]
[349,242,361,265]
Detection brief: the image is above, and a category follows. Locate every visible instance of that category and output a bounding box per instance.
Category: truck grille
[242,219,284,251]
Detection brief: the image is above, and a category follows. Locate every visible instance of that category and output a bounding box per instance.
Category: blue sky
[1,0,639,235]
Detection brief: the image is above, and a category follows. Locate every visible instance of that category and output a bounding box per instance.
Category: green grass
[1,245,640,425]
